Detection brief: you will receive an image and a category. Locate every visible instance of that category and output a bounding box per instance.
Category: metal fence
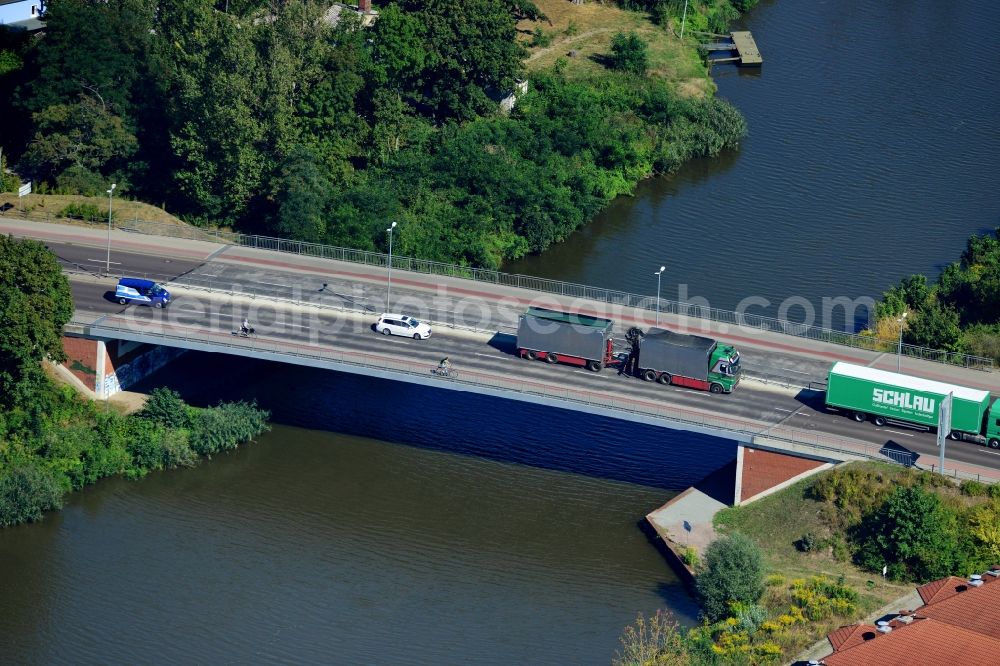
[22,212,995,370]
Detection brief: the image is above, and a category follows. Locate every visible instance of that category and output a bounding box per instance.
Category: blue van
[116,278,171,308]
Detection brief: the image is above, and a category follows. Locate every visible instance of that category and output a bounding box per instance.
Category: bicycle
[431,367,458,379]
[232,326,256,338]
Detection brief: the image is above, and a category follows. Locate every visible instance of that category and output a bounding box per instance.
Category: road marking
[474,352,504,357]
[776,368,813,375]
[879,428,914,437]
[773,407,795,412]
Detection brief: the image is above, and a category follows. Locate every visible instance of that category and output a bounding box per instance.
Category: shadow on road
[879,440,920,467]
[487,332,518,357]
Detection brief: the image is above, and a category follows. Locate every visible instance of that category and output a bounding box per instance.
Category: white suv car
[375,314,432,340]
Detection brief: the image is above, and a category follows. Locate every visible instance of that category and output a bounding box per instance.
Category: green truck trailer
[825,362,1000,447]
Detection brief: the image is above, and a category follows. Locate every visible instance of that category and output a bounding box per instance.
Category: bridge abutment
[62,335,187,398]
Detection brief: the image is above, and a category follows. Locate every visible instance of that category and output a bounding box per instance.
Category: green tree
[150,0,267,222]
[392,0,526,120]
[903,299,962,351]
[272,146,332,242]
[19,96,138,182]
[0,465,65,527]
[610,32,649,76]
[0,236,74,408]
[876,274,929,319]
[140,387,190,429]
[855,486,963,582]
[696,532,766,622]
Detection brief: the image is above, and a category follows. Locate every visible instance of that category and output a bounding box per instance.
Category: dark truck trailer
[517,307,616,372]
[636,327,741,393]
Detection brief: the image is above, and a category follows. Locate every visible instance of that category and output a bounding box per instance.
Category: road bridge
[4,218,1000,485]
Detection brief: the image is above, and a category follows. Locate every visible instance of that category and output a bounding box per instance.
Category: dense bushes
[0,465,64,527]
[0,380,270,527]
[58,202,108,221]
[873,227,1000,359]
[808,465,1000,583]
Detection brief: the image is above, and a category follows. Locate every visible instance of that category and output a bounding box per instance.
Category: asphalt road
[47,236,1000,474]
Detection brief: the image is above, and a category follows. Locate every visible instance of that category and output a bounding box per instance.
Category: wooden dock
[695,30,763,67]
[730,31,762,66]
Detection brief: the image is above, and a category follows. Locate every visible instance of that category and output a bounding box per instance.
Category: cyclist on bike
[437,357,452,376]
[241,317,252,336]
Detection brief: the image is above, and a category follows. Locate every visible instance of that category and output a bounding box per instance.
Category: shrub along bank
[0,384,270,528]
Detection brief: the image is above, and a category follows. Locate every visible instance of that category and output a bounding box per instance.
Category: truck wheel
[989,439,1000,449]
[642,369,656,382]
[710,383,723,394]
[154,302,163,309]
[874,416,886,427]
[656,373,671,385]
[949,431,961,441]
[852,412,866,423]
[118,298,127,305]
[525,350,537,361]
[545,353,559,364]
[586,360,602,372]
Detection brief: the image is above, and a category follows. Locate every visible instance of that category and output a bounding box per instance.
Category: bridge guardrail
[71,315,999,484]
[24,211,992,370]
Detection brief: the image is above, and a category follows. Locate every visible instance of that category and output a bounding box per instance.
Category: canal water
[507,0,1000,331]
[4,1,1000,663]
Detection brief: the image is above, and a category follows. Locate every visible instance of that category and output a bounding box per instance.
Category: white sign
[18,181,31,197]
[938,392,952,474]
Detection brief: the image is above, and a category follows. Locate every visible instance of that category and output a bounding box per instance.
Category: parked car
[375,314,432,340]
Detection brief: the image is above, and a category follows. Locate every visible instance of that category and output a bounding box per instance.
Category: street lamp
[654,265,666,326]
[385,221,397,311]
[897,311,908,373]
[105,183,116,274]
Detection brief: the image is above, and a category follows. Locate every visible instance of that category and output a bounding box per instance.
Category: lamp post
[654,265,666,326]
[897,311,908,373]
[105,183,116,274]
[385,221,397,311]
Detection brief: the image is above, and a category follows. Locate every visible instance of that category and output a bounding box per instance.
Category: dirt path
[526,28,614,63]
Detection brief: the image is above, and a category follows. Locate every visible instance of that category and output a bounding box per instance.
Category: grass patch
[1,193,192,227]
[712,462,929,657]
[520,0,712,97]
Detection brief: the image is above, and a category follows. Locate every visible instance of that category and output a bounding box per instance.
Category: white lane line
[776,368,814,375]
[773,407,795,412]
[879,428,914,437]
[474,352,505,357]
[572,371,613,379]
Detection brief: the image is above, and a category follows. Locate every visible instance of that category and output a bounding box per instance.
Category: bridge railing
[72,314,999,483]
[48,215,994,370]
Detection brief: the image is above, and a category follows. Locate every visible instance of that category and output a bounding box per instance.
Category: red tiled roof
[917,576,971,605]
[827,623,876,651]
[822,618,1000,666]
[918,577,1000,640]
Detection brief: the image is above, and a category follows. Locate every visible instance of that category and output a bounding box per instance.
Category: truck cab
[709,344,741,392]
[965,398,1000,448]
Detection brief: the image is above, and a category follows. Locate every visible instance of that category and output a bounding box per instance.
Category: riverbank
[0,374,270,528]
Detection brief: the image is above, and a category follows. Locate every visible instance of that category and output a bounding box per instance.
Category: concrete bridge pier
[61,335,186,399]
